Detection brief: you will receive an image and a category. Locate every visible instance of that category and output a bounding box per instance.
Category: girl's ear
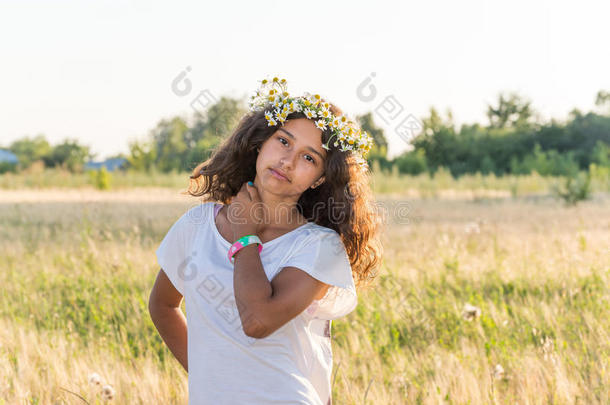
[311,176,325,189]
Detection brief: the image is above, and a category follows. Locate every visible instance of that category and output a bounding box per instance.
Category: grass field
[1,176,609,404]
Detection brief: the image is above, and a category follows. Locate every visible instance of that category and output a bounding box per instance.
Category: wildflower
[330,117,343,129]
[275,111,288,123]
[303,108,317,119]
[319,108,331,119]
[462,303,481,321]
[101,385,115,401]
[315,120,327,130]
[492,364,504,380]
[88,373,102,387]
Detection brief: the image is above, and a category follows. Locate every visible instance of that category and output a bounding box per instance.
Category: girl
[149,77,383,404]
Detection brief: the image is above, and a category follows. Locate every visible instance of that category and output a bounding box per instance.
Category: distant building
[85,157,127,171]
[0,149,19,164]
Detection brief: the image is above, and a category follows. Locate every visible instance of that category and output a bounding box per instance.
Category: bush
[510,144,581,176]
[89,167,112,190]
[0,162,18,174]
[394,149,428,175]
[550,171,592,206]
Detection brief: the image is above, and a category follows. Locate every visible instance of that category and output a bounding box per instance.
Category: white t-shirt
[155,202,358,405]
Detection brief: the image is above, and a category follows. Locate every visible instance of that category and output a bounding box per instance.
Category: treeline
[1,91,609,178]
[0,137,92,173]
[388,91,610,177]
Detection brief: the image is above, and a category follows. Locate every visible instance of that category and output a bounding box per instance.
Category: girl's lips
[270,168,289,181]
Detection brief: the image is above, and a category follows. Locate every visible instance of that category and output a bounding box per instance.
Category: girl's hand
[228,181,263,241]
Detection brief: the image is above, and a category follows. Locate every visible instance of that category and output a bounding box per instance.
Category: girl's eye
[278,136,315,164]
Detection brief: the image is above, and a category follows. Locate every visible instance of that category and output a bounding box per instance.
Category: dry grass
[0,188,609,404]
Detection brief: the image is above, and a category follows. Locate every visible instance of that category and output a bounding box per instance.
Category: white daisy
[276,111,288,123]
[303,108,317,119]
[319,108,331,119]
[315,120,327,130]
[492,364,504,380]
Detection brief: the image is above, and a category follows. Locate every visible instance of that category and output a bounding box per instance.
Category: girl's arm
[148,269,188,372]
[233,244,329,339]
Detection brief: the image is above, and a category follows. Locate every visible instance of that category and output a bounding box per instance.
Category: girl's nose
[280,154,295,169]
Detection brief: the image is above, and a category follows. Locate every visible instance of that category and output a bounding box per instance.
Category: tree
[486,92,535,129]
[127,138,157,172]
[45,139,92,172]
[394,149,428,175]
[186,96,247,169]
[591,140,609,167]
[9,134,52,168]
[357,112,388,159]
[595,90,610,114]
[151,116,190,172]
[411,107,457,174]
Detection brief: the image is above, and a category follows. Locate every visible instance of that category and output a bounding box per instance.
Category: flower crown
[248,76,374,169]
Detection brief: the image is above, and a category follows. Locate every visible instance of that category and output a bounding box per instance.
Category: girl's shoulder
[174,202,214,236]
[288,222,345,255]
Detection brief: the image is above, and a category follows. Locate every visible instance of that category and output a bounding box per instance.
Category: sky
[1,0,608,159]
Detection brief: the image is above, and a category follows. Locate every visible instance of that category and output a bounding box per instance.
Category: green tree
[486,92,535,129]
[394,149,428,175]
[357,112,388,158]
[127,139,157,172]
[591,140,609,167]
[595,90,610,114]
[152,116,190,172]
[411,107,458,174]
[186,96,247,169]
[9,134,52,168]
[45,139,92,172]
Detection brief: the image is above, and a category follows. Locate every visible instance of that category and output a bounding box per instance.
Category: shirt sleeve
[155,205,206,296]
[280,229,358,320]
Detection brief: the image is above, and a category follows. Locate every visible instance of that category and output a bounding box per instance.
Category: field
[1,171,609,404]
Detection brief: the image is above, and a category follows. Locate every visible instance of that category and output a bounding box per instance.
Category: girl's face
[255,118,327,199]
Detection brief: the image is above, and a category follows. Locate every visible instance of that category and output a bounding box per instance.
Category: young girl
[149,77,383,404]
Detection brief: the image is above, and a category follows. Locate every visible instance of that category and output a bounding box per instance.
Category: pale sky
[1,0,608,159]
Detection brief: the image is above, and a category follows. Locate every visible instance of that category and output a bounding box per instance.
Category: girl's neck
[257,201,308,229]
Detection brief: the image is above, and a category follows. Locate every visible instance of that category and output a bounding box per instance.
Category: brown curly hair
[182,102,383,288]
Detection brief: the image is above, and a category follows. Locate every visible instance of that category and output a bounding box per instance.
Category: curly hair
[182,102,383,289]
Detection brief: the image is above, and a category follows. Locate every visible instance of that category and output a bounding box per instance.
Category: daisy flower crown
[247,76,374,169]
